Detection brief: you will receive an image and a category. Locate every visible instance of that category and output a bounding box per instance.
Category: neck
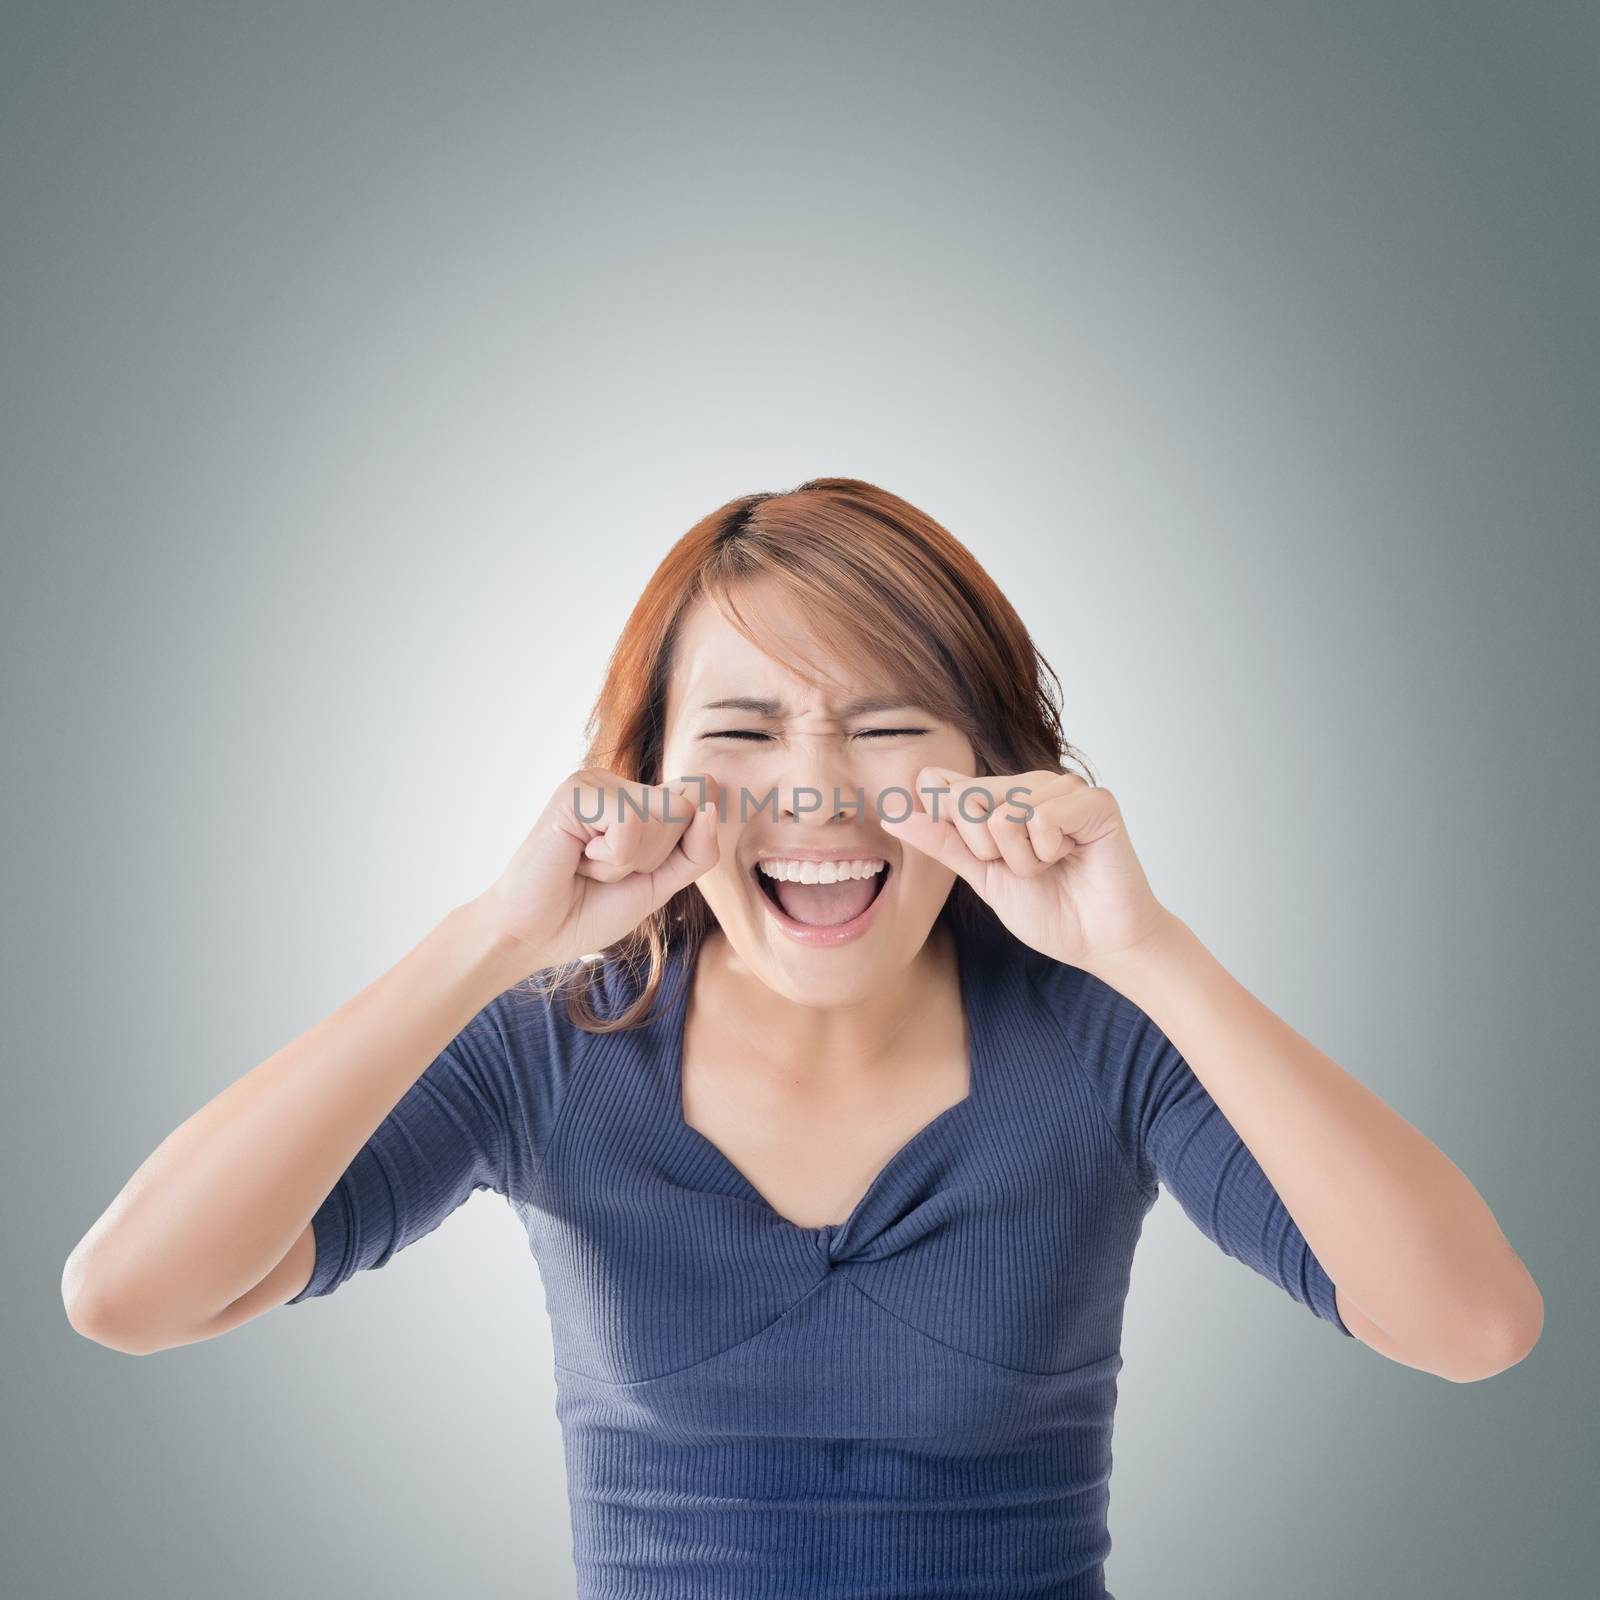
[694,920,961,1083]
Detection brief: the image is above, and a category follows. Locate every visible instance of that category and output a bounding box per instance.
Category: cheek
[893,850,948,894]
[880,733,975,783]
[870,749,966,821]
[928,731,979,771]
[658,736,693,785]
[701,816,747,889]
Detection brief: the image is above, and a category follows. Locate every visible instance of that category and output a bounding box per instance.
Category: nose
[778,786,861,826]
[770,737,867,828]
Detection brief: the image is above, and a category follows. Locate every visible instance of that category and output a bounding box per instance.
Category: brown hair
[531,476,1095,1033]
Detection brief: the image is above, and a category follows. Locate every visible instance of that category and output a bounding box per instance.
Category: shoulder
[486,943,670,1090]
[459,964,612,1140]
[957,914,1141,1075]
[1009,936,1134,1056]
[1005,938,1177,1196]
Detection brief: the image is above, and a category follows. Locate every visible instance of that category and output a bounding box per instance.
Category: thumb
[645,776,721,906]
[881,773,983,892]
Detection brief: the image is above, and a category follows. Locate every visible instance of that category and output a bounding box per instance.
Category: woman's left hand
[880,765,1179,974]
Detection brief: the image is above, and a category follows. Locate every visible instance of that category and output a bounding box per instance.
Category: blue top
[290,906,1351,1598]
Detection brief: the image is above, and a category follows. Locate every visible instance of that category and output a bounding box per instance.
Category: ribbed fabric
[291,908,1351,1597]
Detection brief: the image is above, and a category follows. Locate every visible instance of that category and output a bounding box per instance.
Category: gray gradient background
[3,3,1594,1597]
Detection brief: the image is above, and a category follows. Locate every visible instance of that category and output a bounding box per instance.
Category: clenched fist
[479,768,722,973]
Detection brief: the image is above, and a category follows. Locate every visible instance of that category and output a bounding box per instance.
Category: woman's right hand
[478,767,722,973]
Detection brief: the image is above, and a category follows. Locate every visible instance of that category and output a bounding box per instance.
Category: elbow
[65,1300,159,1356]
[61,1248,166,1357]
[1440,1282,1545,1384]
[63,1279,158,1356]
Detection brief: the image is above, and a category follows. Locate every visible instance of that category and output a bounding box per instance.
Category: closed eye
[703,727,930,742]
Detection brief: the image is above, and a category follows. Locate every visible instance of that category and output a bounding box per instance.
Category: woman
[64,478,1543,1598]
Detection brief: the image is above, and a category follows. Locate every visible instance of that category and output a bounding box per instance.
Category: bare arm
[61,894,535,1354]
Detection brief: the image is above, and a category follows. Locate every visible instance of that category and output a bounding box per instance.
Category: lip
[751,859,893,947]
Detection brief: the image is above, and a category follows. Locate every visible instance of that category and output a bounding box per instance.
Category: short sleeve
[287,979,583,1303]
[1027,952,1353,1338]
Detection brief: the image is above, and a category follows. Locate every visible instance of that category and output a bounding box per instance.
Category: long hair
[533,476,1095,1033]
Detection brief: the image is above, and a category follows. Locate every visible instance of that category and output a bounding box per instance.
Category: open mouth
[751,859,892,931]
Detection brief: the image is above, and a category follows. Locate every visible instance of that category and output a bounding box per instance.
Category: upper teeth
[758,858,887,885]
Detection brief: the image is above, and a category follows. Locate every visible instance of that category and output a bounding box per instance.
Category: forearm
[1086,914,1543,1377]
[63,894,534,1348]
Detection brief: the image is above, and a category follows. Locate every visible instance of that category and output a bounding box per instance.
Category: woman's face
[658,581,978,1005]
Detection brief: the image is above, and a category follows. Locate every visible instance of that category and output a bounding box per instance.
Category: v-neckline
[666,914,984,1242]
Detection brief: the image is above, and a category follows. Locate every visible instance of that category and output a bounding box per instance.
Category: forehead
[665,588,888,718]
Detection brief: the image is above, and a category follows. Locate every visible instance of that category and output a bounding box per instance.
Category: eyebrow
[699,695,920,718]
